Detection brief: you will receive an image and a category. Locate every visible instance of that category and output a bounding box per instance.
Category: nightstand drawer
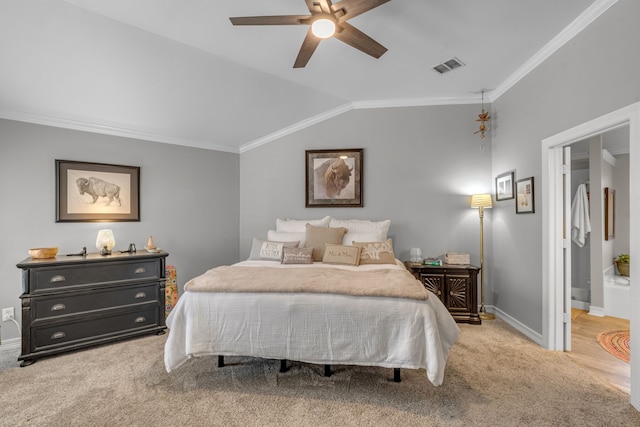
[419,273,444,297]
[30,260,161,293]
[33,283,159,320]
[32,307,159,351]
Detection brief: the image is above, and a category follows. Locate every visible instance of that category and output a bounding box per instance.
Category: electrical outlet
[2,307,14,322]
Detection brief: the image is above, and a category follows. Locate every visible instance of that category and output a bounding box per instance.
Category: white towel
[571,184,591,247]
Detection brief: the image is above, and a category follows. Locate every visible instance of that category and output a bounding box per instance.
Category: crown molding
[492,0,618,101]
[0,108,239,154]
[239,96,484,153]
[352,96,481,110]
[238,102,355,153]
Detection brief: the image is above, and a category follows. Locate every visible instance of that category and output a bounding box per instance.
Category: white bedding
[164,260,460,386]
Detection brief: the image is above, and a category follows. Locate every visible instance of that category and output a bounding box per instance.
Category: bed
[163,218,460,386]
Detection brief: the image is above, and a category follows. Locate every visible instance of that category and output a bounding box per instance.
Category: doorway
[541,102,639,409]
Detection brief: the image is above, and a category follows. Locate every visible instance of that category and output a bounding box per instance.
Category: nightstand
[405,262,481,325]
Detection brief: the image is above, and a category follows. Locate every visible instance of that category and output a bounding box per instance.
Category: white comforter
[164,260,459,386]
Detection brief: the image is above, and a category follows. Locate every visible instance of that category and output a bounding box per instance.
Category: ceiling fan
[230,0,390,68]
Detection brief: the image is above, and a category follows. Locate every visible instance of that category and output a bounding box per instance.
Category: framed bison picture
[305,149,363,207]
[56,160,140,222]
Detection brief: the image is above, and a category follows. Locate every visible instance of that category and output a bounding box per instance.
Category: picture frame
[495,171,515,201]
[305,149,363,208]
[56,160,140,222]
[515,176,535,214]
[605,187,615,240]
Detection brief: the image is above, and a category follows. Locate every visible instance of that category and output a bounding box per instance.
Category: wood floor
[567,308,630,394]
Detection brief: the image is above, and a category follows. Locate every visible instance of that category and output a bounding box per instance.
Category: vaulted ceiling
[0,0,609,153]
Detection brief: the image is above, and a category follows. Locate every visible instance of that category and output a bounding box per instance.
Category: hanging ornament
[474,91,490,139]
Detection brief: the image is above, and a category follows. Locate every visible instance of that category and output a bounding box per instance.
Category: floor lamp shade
[471,194,494,320]
[471,194,493,209]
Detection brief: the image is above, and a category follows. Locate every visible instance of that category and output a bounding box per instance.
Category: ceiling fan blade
[331,0,390,22]
[294,29,321,68]
[229,15,311,26]
[334,22,387,58]
[305,0,332,14]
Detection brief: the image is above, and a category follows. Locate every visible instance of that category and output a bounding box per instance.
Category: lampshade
[409,247,423,263]
[311,17,336,38]
[95,229,116,251]
[470,194,493,209]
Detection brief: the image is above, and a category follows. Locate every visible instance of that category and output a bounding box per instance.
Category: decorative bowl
[29,247,58,259]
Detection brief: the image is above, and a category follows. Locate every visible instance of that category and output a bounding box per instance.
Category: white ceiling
[0,0,613,153]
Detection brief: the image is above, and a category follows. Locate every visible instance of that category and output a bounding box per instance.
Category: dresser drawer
[32,306,159,351]
[33,283,159,320]
[30,259,161,293]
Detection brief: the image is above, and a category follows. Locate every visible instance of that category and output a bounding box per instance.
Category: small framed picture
[56,160,140,222]
[605,187,615,240]
[495,171,515,201]
[305,148,363,207]
[515,176,535,214]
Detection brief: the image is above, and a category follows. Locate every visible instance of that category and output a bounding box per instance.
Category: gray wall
[490,0,640,333]
[0,119,240,342]
[612,153,630,258]
[589,137,613,309]
[240,105,493,272]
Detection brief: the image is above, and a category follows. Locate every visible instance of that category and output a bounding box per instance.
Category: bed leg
[324,364,331,377]
[279,359,288,372]
[218,355,225,368]
[393,368,401,383]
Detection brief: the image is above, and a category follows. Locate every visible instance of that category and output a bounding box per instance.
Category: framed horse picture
[305,149,363,208]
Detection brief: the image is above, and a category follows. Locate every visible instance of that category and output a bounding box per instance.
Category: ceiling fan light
[311,18,335,39]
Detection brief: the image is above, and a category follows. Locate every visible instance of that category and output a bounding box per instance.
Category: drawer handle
[135,316,146,323]
[134,292,147,299]
[51,303,66,311]
[51,331,66,340]
[50,275,66,283]
[134,267,147,274]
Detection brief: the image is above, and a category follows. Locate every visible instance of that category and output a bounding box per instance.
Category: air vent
[432,57,465,74]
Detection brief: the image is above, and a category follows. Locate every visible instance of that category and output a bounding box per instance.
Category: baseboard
[589,306,606,317]
[0,337,21,352]
[571,300,590,311]
[485,305,544,347]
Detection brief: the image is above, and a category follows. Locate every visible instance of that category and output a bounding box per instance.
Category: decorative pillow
[248,238,299,261]
[267,230,307,246]
[282,247,313,264]
[304,224,348,262]
[276,216,331,233]
[329,219,391,246]
[322,244,361,266]
[352,239,396,265]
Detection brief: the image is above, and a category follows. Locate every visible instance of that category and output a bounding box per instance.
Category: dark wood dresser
[405,262,481,325]
[16,251,168,366]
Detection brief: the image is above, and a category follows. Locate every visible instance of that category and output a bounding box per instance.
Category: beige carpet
[1,319,638,426]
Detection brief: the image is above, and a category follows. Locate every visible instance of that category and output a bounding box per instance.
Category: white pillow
[276,216,331,233]
[329,219,391,246]
[267,230,307,247]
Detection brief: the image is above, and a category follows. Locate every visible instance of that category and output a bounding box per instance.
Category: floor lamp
[471,194,494,320]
